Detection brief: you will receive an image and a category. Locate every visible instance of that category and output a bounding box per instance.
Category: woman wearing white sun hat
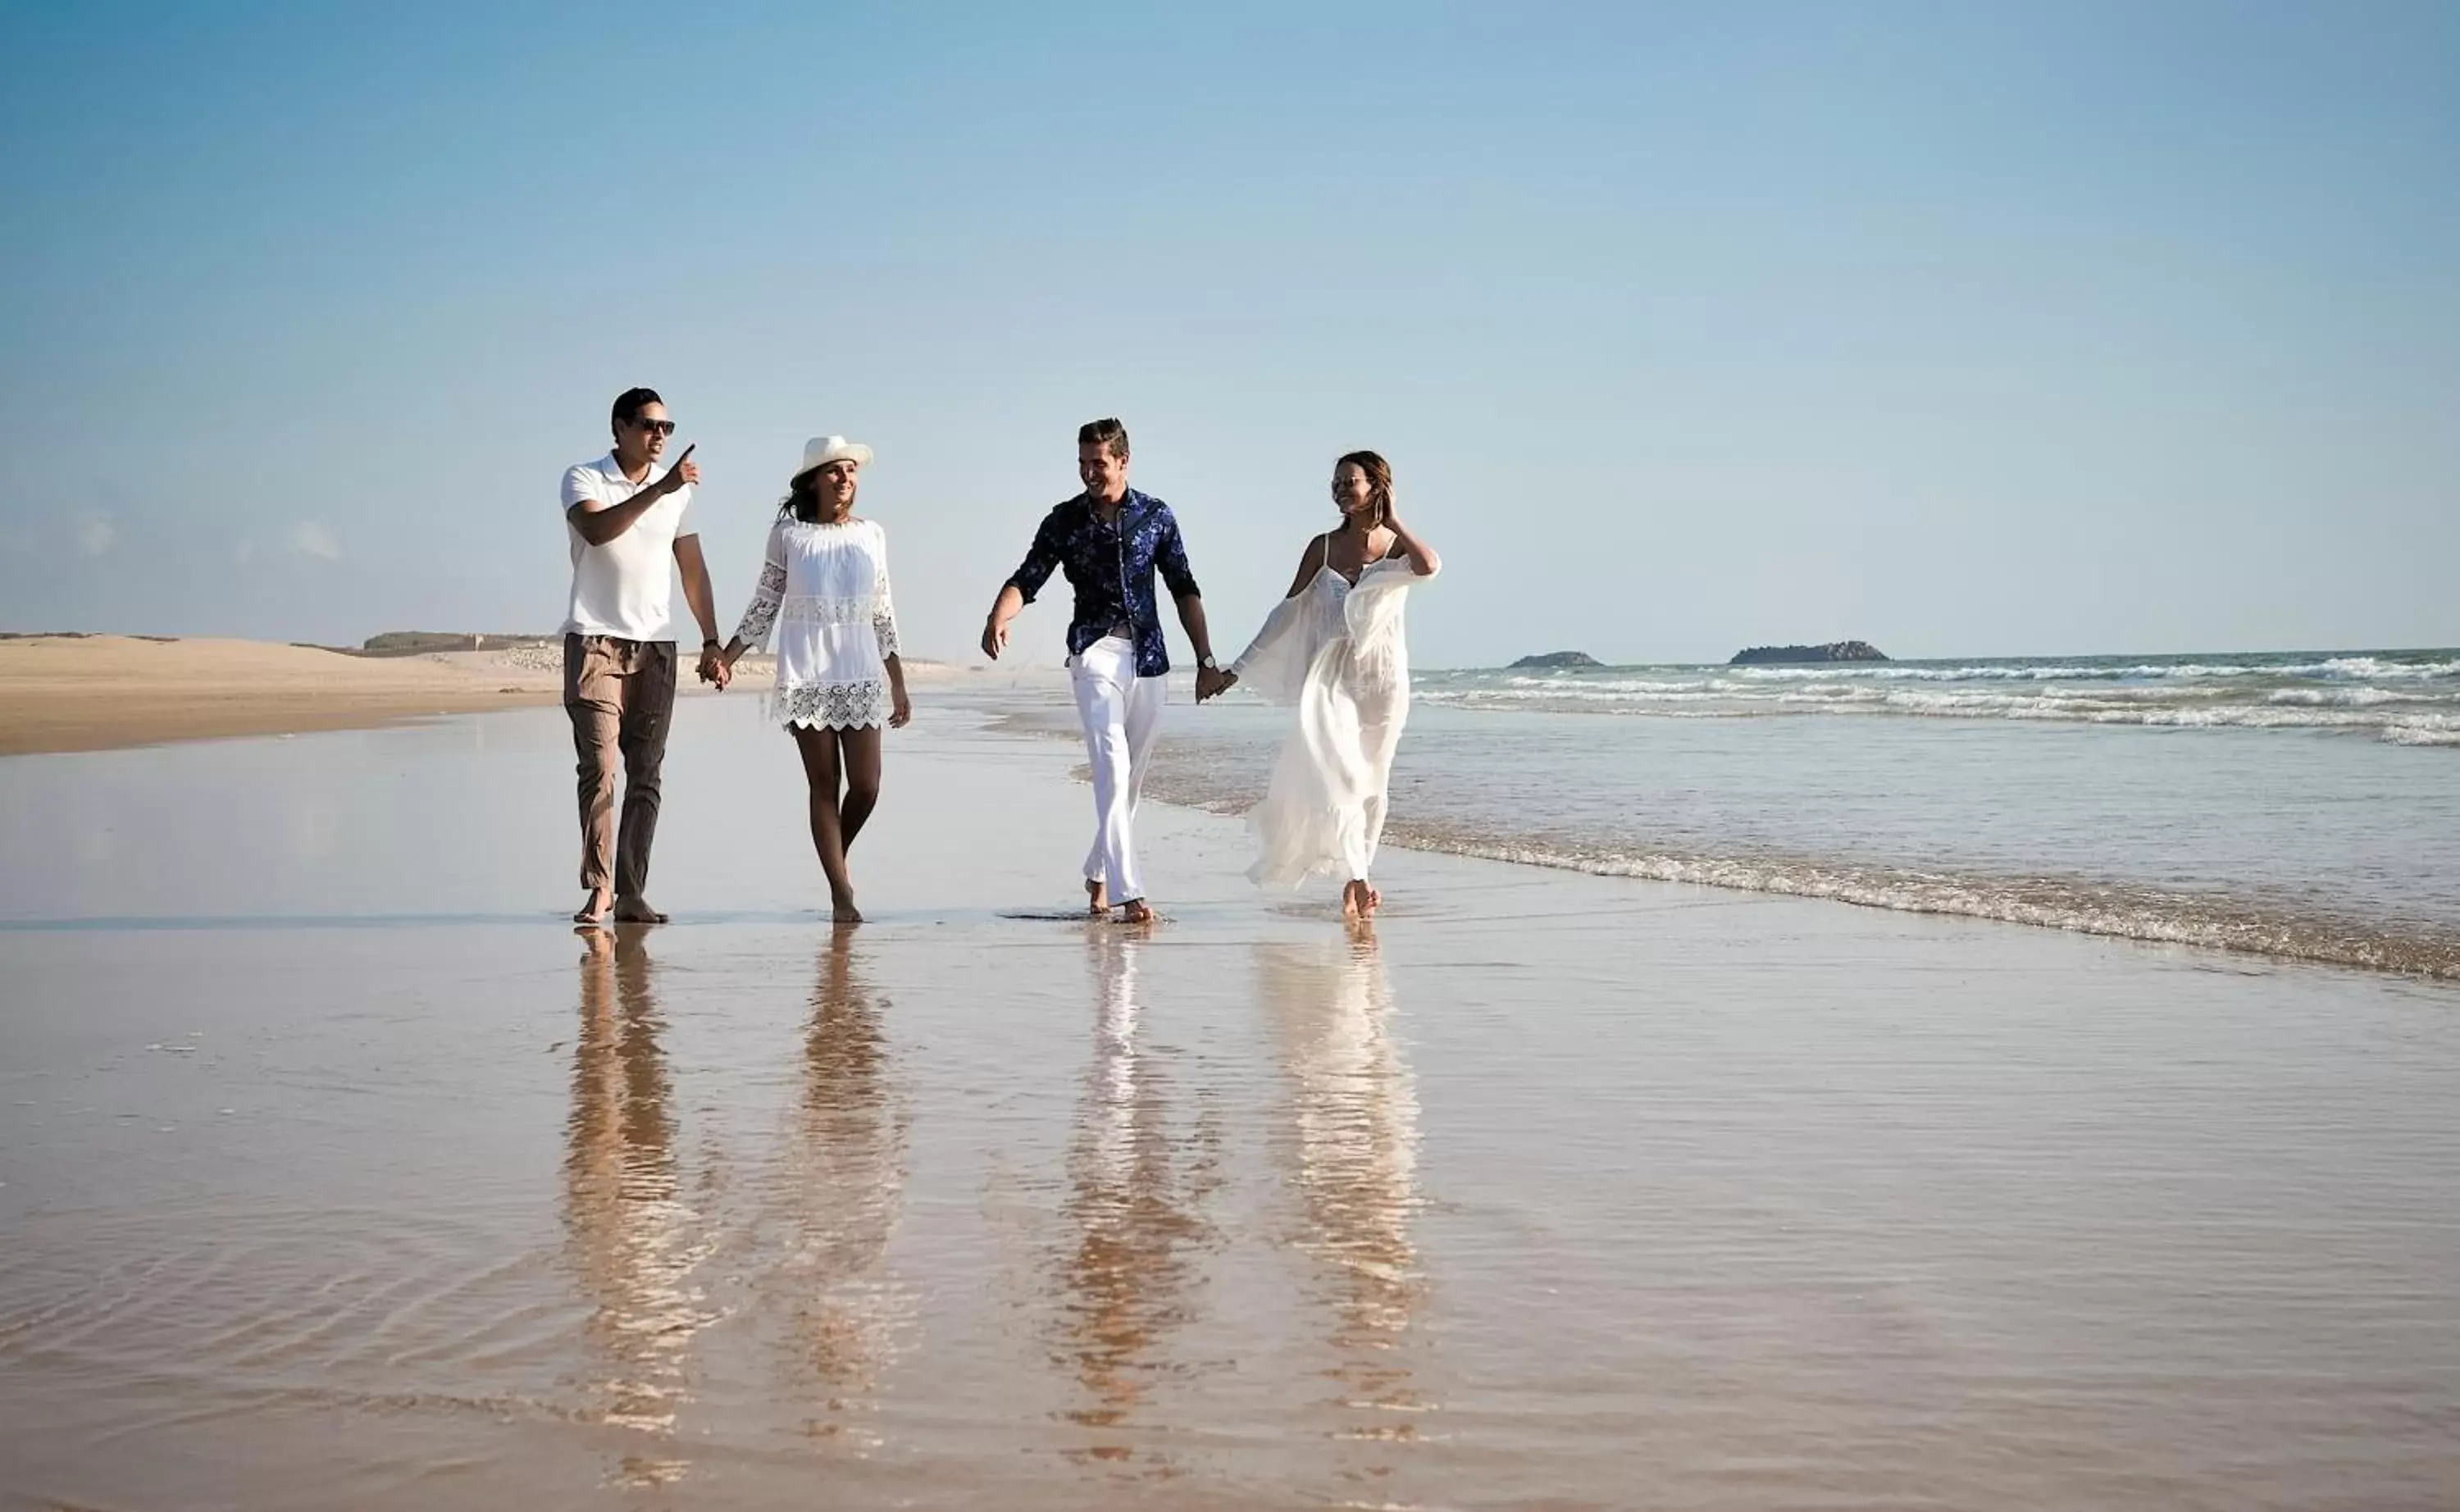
[719,435,911,922]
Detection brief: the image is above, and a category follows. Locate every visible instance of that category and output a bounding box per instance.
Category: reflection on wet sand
[780,927,911,1446]
[1053,927,1215,1463]
[563,926,717,1485]
[1258,923,1430,1455]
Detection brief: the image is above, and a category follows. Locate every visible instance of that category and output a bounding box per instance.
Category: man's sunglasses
[631,418,677,438]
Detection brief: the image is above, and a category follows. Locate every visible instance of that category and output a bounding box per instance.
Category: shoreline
[11,644,2454,985]
[982,691,2460,985]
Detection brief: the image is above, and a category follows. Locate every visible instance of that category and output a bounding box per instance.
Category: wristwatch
[1198,654,1219,672]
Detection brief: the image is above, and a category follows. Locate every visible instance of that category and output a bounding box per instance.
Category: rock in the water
[1729,640,1888,666]
[1510,650,1604,669]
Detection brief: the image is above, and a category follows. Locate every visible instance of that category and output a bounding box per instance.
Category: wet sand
[2,697,2458,1509]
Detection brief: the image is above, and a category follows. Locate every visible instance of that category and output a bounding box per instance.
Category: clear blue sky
[2,2,2453,665]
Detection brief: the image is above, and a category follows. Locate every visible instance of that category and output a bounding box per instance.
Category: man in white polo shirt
[560,385,726,926]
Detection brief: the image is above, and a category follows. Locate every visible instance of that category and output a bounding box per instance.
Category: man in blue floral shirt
[983,417,1223,922]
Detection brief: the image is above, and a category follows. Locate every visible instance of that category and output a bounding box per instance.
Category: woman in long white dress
[1206,451,1440,918]
[718,435,912,923]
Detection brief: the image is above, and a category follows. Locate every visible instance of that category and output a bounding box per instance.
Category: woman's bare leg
[792,725,861,922]
[837,726,884,852]
[1351,719,1397,918]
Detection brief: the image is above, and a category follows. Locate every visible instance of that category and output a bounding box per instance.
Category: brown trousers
[563,634,677,900]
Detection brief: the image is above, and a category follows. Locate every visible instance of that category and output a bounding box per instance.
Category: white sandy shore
[0,635,997,756]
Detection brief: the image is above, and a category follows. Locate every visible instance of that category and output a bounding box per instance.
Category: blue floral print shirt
[1004,489,1202,677]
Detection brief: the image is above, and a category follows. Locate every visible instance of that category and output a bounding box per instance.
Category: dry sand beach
[0,634,569,755]
[0,634,979,756]
[2,685,2457,1510]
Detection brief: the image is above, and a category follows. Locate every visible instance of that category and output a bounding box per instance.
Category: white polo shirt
[559,453,698,642]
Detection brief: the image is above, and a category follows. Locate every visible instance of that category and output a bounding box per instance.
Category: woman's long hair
[1337,450,1393,532]
[779,466,831,523]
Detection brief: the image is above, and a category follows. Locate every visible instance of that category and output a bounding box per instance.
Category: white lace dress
[732,517,901,729]
[1228,555,1433,886]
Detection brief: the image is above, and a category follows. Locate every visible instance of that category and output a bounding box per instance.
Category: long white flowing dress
[731,517,901,729]
[1228,553,1434,887]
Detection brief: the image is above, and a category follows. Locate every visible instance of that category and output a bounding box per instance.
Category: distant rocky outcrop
[1510,650,1604,670]
[1729,640,1888,666]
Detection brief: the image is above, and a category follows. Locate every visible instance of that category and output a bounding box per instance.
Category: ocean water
[1009,649,2460,979]
[1422,649,2460,746]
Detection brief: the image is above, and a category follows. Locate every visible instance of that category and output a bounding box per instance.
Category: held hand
[696,644,729,689]
[890,689,913,728]
[981,617,1008,661]
[663,444,699,494]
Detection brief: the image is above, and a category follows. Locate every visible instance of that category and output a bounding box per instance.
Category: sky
[2,1,2453,667]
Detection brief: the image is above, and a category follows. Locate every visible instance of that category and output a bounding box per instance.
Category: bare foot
[611,896,670,924]
[1118,898,1155,925]
[1362,881,1382,916]
[1086,877,1109,915]
[1342,880,1368,918]
[574,889,611,926]
[831,893,863,924]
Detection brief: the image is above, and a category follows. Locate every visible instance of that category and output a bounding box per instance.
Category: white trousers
[1068,635,1168,903]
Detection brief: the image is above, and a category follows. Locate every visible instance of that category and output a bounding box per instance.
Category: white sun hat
[798,435,874,475]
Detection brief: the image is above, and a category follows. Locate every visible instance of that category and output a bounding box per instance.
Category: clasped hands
[1195,666,1237,702]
